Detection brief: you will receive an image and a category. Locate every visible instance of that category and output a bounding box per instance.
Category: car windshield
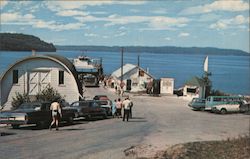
[19,103,40,110]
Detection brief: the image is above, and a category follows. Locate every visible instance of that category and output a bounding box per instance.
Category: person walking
[122,97,132,122]
[49,100,62,131]
[116,98,122,118]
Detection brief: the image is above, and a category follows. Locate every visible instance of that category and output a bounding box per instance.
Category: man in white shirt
[122,97,132,122]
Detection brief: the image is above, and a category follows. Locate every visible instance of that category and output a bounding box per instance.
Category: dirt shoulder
[152,135,250,159]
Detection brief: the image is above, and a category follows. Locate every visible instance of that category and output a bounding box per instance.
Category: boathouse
[0,54,83,110]
[183,76,206,100]
[111,63,154,93]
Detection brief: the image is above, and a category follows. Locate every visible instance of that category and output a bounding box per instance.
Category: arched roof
[0,54,83,95]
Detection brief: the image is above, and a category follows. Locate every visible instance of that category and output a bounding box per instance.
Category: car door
[79,101,90,116]
[90,101,103,116]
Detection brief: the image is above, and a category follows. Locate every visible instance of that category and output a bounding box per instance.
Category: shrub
[11,92,30,110]
[35,84,62,102]
[11,85,63,110]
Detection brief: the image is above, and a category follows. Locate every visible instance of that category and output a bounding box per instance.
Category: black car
[70,100,107,119]
[0,102,76,128]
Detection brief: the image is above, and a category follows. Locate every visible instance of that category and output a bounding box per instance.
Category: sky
[0,0,249,53]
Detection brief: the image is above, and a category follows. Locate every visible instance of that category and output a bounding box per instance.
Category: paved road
[1,87,249,159]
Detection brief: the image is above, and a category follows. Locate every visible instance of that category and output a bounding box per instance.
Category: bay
[0,50,249,95]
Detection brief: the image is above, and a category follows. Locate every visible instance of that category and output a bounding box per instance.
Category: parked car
[188,98,206,111]
[211,104,241,114]
[96,100,112,116]
[239,100,250,114]
[93,95,109,100]
[0,101,76,129]
[69,100,107,119]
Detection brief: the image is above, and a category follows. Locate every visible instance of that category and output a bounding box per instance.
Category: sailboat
[203,56,211,76]
[204,56,208,73]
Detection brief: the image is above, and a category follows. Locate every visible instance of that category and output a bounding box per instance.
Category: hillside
[0,33,56,52]
[56,45,249,56]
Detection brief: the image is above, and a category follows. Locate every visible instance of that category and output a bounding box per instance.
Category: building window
[139,70,144,76]
[13,70,18,84]
[59,71,64,85]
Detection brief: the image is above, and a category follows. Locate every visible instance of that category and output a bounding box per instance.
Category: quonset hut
[0,54,83,110]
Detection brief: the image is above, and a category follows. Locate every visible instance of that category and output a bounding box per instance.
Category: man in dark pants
[122,97,131,122]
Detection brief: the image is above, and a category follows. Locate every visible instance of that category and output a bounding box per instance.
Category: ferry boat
[72,55,103,87]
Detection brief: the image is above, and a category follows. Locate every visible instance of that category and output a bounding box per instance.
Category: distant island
[56,45,249,56]
[0,33,56,52]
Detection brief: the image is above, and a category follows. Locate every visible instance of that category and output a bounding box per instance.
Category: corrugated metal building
[0,54,83,110]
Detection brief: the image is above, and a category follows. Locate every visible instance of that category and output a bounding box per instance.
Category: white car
[211,104,240,114]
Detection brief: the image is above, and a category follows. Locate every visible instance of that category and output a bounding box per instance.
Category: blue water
[0,50,249,95]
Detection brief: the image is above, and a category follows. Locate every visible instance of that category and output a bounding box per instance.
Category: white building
[183,76,206,100]
[0,54,83,110]
[111,63,154,93]
[160,78,174,95]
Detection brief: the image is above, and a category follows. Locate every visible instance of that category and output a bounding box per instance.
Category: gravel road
[0,87,249,159]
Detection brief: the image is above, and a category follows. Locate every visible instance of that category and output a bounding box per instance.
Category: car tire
[220,108,227,114]
[103,114,107,119]
[67,117,74,124]
[86,114,91,120]
[200,107,205,111]
[11,124,20,129]
[37,121,47,129]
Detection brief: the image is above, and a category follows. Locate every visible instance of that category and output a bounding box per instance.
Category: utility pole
[120,47,124,87]
[137,54,140,67]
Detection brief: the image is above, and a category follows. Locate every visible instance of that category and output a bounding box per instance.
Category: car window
[90,102,100,108]
[71,102,80,107]
[19,103,39,109]
[80,102,89,107]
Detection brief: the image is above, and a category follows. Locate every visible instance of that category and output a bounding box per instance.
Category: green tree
[202,72,212,98]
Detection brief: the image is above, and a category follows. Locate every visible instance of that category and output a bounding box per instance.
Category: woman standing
[116,98,122,118]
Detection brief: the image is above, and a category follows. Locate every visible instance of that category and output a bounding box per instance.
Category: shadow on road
[61,128,86,131]
[126,116,147,122]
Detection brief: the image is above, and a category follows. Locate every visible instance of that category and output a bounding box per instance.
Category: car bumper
[0,118,28,125]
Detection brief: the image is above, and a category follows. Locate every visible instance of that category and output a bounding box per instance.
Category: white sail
[204,56,208,72]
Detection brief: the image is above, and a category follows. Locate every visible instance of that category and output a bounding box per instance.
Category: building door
[126,79,131,91]
[29,71,51,95]
[152,79,161,95]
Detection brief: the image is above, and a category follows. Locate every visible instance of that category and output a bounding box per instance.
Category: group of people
[112,97,133,122]
[48,96,134,131]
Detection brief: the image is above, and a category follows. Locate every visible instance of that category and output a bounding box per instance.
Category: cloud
[178,32,190,37]
[1,12,85,31]
[151,8,168,14]
[165,37,171,41]
[56,10,89,17]
[210,15,250,30]
[1,12,34,23]
[180,0,249,15]
[114,32,126,37]
[148,16,189,29]
[0,0,8,9]
[76,14,189,30]
[45,1,145,11]
[84,33,98,37]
